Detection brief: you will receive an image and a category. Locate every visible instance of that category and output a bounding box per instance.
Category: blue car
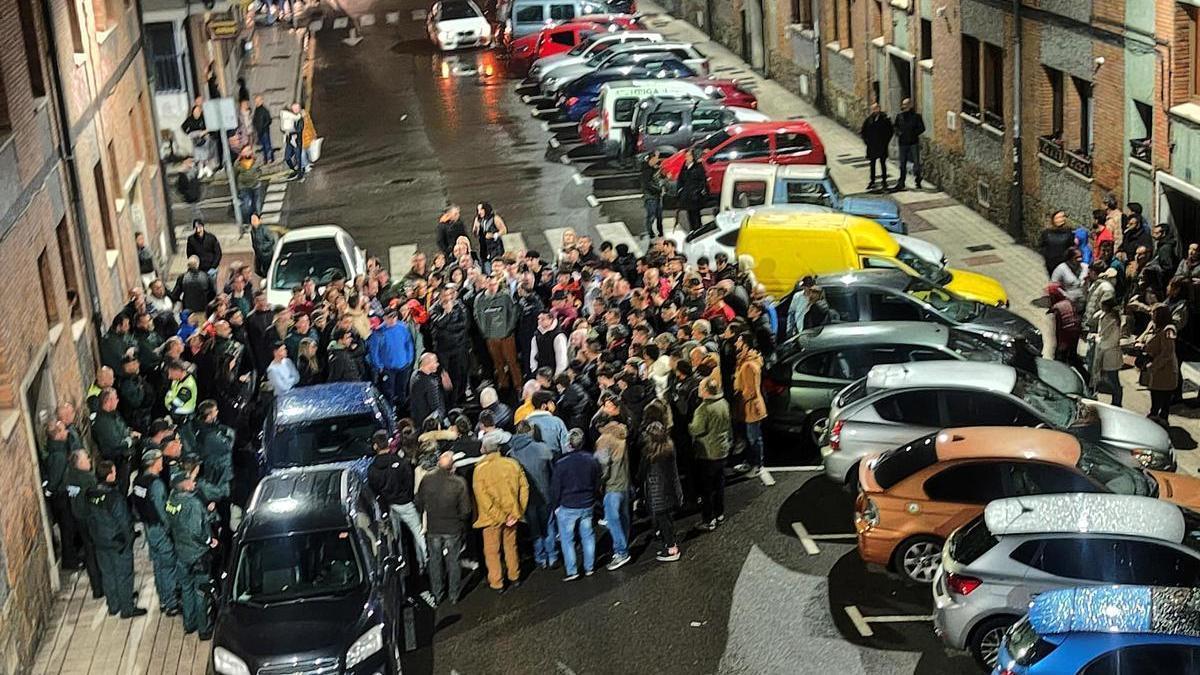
[558,58,695,121]
[257,382,395,480]
[993,585,1200,674]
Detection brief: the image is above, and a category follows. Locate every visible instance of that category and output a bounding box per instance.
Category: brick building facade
[0,0,165,668]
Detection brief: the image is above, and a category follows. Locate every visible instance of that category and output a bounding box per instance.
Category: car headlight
[213,647,251,675]
[345,624,384,669]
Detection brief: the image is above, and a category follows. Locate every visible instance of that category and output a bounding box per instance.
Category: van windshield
[697,130,730,152]
[897,246,953,286]
[271,413,381,468]
[234,530,362,604]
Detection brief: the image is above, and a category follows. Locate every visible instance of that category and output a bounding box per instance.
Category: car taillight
[855,495,879,531]
[567,96,579,107]
[829,419,844,451]
[945,573,982,596]
[636,134,644,151]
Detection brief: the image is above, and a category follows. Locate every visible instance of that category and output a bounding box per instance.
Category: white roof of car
[865,362,1017,394]
[277,224,351,244]
[985,494,1185,543]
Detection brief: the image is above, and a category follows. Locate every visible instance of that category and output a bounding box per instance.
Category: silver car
[932,493,1200,670]
[822,361,1174,485]
[528,31,662,83]
[541,41,707,95]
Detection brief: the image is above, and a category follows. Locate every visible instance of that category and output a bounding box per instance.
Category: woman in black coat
[640,422,683,562]
[677,148,709,231]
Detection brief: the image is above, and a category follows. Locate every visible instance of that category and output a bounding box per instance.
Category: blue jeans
[603,491,630,558]
[643,196,663,237]
[285,137,305,175]
[390,502,427,568]
[897,143,921,187]
[527,501,558,566]
[379,365,412,414]
[258,129,274,163]
[556,506,595,576]
[745,421,764,469]
[238,187,261,224]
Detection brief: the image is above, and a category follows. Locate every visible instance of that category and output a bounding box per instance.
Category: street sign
[208,19,240,39]
[202,98,238,131]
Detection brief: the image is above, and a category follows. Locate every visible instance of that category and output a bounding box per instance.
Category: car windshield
[1011,369,1074,427]
[271,413,381,468]
[440,1,478,19]
[271,243,346,291]
[585,50,611,66]
[1077,439,1158,496]
[897,246,953,286]
[904,276,979,322]
[946,329,1007,362]
[1180,508,1200,555]
[696,130,730,152]
[873,432,939,490]
[233,530,362,604]
[568,36,597,55]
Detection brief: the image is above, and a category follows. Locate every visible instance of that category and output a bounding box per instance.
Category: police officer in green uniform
[164,360,200,455]
[99,313,138,371]
[91,388,139,495]
[117,355,153,434]
[86,367,115,415]
[64,448,103,598]
[165,461,214,639]
[195,400,235,561]
[87,460,146,618]
[41,420,83,569]
[132,449,180,615]
[56,401,86,453]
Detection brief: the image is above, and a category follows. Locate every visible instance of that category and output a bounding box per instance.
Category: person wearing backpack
[688,377,731,531]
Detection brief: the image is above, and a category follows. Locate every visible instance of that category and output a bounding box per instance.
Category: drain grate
[386,177,416,185]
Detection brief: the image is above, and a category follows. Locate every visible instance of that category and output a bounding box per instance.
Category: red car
[685,77,757,109]
[660,121,826,196]
[510,22,603,71]
[579,107,601,145]
[573,13,642,30]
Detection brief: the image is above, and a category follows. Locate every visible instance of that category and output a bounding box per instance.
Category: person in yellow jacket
[472,438,529,592]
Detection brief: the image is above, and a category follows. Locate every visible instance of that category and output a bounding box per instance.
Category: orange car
[853,427,1200,584]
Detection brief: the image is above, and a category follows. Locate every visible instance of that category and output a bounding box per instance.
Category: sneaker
[606,555,631,571]
[419,590,438,607]
[656,550,681,562]
[460,559,480,571]
[732,463,751,473]
[697,519,717,532]
[584,569,595,577]
[563,573,580,582]
[716,515,726,523]
[598,518,608,528]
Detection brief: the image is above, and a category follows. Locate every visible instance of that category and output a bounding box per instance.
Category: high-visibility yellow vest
[165,375,198,416]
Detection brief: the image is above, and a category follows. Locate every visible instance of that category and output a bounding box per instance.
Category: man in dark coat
[640,151,665,238]
[860,102,894,191]
[1039,210,1076,276]
[677,148,708,230]
[185,220,222,277]
[252,94,274,163]
[435,205,468,256]
[891,98,926,192]
[326,329,368,382]
[88,460,146,618]
[429,287,471,404]
[409,353,446,426]
[172,256,216,314]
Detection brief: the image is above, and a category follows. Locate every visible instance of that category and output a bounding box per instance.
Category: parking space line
[549,137,561,149]
[844,605,873,637]
[386,11,400,23]
[588,193,642,204]
[531,108,559,117]
[758,468,776,486]
[559,155,572,165]
[586,194,599,207]
[790,522,821,555]
[572,172,584,185]
[768,465,823,472]
[843,605,935,638]
[389,244,417,278]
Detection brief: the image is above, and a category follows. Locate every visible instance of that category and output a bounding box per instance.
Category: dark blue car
[558,58,695,121]
[257,382,395,480]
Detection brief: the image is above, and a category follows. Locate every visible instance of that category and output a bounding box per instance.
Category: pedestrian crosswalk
[301,10,403,35]
[260,179,290,226]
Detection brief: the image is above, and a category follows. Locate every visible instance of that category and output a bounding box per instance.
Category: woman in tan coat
[732,332,767,475]
[1140,304,1179,424]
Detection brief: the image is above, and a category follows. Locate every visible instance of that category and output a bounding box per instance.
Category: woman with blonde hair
[297,337,322,386]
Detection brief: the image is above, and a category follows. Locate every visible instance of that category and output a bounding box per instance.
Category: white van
[596,79,714,156]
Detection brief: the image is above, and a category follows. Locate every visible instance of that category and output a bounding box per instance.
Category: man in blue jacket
[526,390,571,456]
[368,309,415,413]
[549,429,600,581]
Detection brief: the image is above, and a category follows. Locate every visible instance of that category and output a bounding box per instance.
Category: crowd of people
[1039,197,1195,424]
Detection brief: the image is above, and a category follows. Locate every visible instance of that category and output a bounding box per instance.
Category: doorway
[888,52,912,114]
[25,356,58,573]
[741,0,765,72]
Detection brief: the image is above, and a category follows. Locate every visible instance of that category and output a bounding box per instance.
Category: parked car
[500,0,617,43]
[211,466,407,675]
[631,96,768,156]
[509,22,603,70]
[758,321,1082,453]
[853,426,1200,584]
[776,269,1041,354]
[992,585,1200,675]
[660,121,826,196]
[827,361,1173,476]
[933,493,1200,669]
[721,163,906,233]
[265,225,366,308]
[258,382,396,479]
[594,79,719,156]
[426,0,492,50]
[542,41,708,94]
[556,56,696,120]
[528,30,662,82]
[579,106,602,145]
[685,77,758,108]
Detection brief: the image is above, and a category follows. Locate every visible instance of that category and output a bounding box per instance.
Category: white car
[427,0,492,51]
[266,225,366,308]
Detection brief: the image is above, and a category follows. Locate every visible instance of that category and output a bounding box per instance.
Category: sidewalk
[639,1,1200,473]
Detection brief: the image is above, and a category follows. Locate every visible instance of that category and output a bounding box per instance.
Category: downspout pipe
[1008,0,1024,239]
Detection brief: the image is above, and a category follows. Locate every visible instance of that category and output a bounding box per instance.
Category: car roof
[774,164,830,180]
[934,427,1082,464]
[984,494,1185,543]
[1029,586,1200,638]
[742,211,879,232]
[274,382,379,426]
[866,361,1017,393]
[243,466,355,539]
[793,321,950,351]
[607,40,692,53]
[277,224,350,244]
[814,267,913,290]
[724,120,818,135]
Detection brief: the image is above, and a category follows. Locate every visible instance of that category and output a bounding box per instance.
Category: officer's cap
[141,449,163,467]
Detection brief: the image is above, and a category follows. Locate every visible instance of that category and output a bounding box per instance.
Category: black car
[212,467,407,675]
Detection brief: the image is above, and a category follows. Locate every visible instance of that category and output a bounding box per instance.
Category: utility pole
[1007,0,1024,239]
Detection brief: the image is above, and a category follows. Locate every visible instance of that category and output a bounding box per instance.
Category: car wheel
[891,536,942,584]
[804,409,830,448]
[969,616,1016,671]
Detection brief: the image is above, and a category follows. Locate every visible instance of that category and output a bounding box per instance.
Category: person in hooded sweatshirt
[508,421,557,568]
[594,421,631,570]
[366,430,425,570]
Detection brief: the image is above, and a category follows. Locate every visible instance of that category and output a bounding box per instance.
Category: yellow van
[735,211,1008,305]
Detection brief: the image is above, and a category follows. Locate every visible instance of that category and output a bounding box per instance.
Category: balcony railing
[1065,149,1093,178]
[1130,138,1151,163]
[1038,134,1064,163]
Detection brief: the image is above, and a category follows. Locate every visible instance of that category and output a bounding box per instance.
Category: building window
[1131,100,1153,162]
[920,18,932,61]
[107,141,121,196]
[791,0,813,27]
[55,219,82,319]
[983,43,1004,126]
[146,23,185,92]
[66,0,84,53]
[16,0,45,98]
[843,0,854,49]
[1045,67,1064,137]
[873,1,884,38]
[1074,76,1093,157]
[38,250,59,326]
[93,161,116,250]
[831,0,853,48]
[1192,6,1200,98]
[961,35,980,116]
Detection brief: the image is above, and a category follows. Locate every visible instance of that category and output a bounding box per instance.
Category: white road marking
[360,13,376,26]
[790,522,820,555]
[767,465,824,472]
[266,182,288,195]
[386,11,400,23]
[804,533,857,541]
[549,137,560,149]
[531,108,559,117]
[260,212,282,225]
[543,227,570,252]
[559,154,571,165]
[572,172,584,185]
[843,606,935,638]
[589,192,642,203]
[585,194,599,207]
[844,605,873,637]
[261,201,284,214]
[309,19,324,32]
[524,95,535,104]
[333,17,349,29]
[501,232,526,253]
[540,120,549,130]
[389,244,417,277]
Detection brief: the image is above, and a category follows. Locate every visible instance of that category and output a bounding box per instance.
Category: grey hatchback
[762,321,1083,449]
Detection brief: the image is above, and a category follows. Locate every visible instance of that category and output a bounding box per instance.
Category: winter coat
[250,223,277,261]
[367,322,415,372]
[367,453,415,506]
[549,450,601,510]
[436,218,468,256]
[688,395,732,461]
[860,112,894,159]
[1144,325,1179,392]
[1092,310,1123,373]
[555,380,594,432]
[186,231,222,271]
[525,410,571,456]
[234,160,262,191]
[430,301,471,353]
[1039,227,1075,275]
[474,290,517,340]
[409,370,445,425]
[172,269,215,314]
[471,452,529,527]
[326,342,367,382]
[734,350,767,423]
[641,452,682,514]
[677,160,708,207]
[594,422,630,493]
[482,401,515,430]
[507,433,553,507]
[415,468,472,535]
[894,110,926,145]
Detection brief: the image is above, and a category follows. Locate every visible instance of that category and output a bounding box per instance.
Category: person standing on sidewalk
[641,151,665,238]
[732,332,767,475]
[640,422,683,563]
[252,95,275,163]
[678,148,709,230]
[234,145,263,229]
[474,274,522,393]
[281,101,306,180]
[891,98,925,192]
[367,431,427,571]
[87,460,146,618]
[550,429,601,580]
[186,220,223,281]
[42,421,83,571]
[132,449,181,615]
[249,214,277,279]
[860,102,893,191]
[416,450,472,605]
[166,463,214,639]
[508,421,557,568]
[688,377,731,530]
[472,438,529,592]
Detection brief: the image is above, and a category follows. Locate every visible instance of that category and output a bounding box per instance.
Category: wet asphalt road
[285,4,977,672]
